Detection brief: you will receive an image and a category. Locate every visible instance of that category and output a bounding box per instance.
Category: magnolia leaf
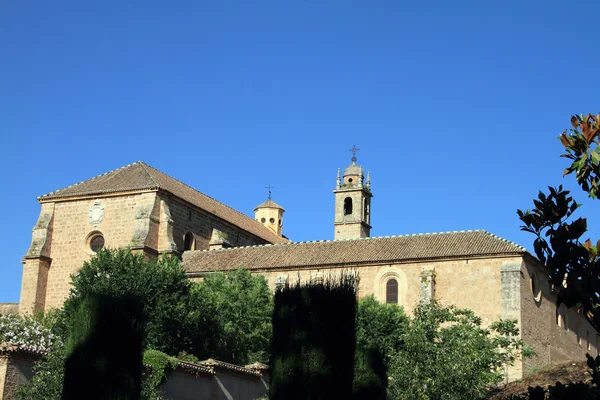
[572,115,580,129]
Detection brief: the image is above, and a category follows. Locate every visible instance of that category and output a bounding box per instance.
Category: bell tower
[333,145,372,240]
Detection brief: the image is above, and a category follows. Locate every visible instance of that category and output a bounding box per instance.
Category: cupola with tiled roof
[254,185,285,237]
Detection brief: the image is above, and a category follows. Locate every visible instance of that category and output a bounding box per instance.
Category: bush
[269,275,358,400]
[0,314,57,352]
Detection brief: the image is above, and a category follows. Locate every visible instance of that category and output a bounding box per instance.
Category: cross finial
[349,144,360,164]
[265,184,274,200]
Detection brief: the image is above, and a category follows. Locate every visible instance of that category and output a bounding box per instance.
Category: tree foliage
[61,294,144,400]
[386,301,526,400]
[356,295,409,362]
[17,250,273,399]
[192,268,273,365]
[518,113,600,330]
[270,276,358,400]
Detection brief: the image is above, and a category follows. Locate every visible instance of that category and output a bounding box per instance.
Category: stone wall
[165,195,268,252]
[20,191,270,313]
[520,257,598,373]
[30,193,152,311]
[258,256,516,323]
[0,305,18,316]
[0,353,36,400]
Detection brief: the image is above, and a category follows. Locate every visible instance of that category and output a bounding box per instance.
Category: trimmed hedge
[269,275,357,400]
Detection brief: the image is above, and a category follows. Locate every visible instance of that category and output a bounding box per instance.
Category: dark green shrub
[269,275,357,400]
[61,293,144,400]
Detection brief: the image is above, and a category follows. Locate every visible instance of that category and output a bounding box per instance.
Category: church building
[16,155,599,380]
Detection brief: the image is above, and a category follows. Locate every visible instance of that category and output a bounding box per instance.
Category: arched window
[386,279,398,304]
[344,197,353,216]
[184,232,195,251]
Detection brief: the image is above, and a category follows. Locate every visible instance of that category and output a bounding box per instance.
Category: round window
[261,217,266,223]
[348,178,353,183]
[89,234,105,253]
[270,218,275,223]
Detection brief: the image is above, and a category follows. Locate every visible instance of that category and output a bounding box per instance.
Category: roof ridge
[482,230,527,251]
[140,162,288,241]
[38,161,142,200]
[187,229,507,254]
[137,161,160,189]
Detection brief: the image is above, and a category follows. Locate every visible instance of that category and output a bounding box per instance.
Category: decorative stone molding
[501,262,522,320]
[158,200,177,253]
[419,266,435,303]
[374,266,408,306]
[129,199,159,250]
[25,204,54,259]
[88,199,105,227]
[209,229,231,250]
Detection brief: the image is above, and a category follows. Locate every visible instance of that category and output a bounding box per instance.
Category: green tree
[68,248,204,356]
[387,301,526,400]
[518,113,600,331]
[270,276,358,400]
[356,295,409,362]
[61,294,144,400]
[192,268,273,365]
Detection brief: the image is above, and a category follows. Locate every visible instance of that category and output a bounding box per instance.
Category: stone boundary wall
[0,304,18,316]
[0,346,268,400]
[0,350,37,400]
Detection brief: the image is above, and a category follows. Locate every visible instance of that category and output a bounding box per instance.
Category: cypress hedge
[61,294,144,400]
[269,274,358,400]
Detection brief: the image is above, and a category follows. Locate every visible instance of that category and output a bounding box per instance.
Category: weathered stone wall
[520,258,598,373]
[161,370,213,400]
[0,354,35,400]
[20,191,270,313]
[166,195,268,251]
[259,256,515,323]
[37,193,155,310]
[0,304,18,316]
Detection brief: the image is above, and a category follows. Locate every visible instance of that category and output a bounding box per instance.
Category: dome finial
[349,144,360,164]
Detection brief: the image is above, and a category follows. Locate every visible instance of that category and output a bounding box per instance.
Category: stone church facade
[15,158,599,380]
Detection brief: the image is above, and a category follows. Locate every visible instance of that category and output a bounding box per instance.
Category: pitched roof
[254,199,285,211]
[39,162,288,244]
[183,230,526,273]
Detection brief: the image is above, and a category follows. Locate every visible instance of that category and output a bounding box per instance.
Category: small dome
[254,199,285,211]
[344,163,363,177]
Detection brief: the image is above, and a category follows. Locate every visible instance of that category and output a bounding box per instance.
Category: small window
[261,217,266,223]
[89,234,105,253]
[531,273,542,303]
[269,218,275,223]
[344,197,353,216]
[348,178,353,183]
[386,279,398,304]
[184,232,195,251]
[274,276,288,292]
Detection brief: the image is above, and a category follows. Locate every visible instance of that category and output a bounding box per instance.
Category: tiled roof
[0,343,48,357]
[38,162,288,244]
[254,199,284,211]
[183,230,526,273]
[199,358,262,377]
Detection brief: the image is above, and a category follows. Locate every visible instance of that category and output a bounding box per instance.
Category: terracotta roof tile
[254,199,285,211]
[183,230,526,273]
[38,162,288,244]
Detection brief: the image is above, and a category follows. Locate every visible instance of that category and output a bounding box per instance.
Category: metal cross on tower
[265,184,274,200]
[349,144,360,163]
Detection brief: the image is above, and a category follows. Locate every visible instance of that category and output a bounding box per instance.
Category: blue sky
[1,1,599,303]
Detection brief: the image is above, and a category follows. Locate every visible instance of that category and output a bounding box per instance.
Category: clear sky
[1,1,599,303]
